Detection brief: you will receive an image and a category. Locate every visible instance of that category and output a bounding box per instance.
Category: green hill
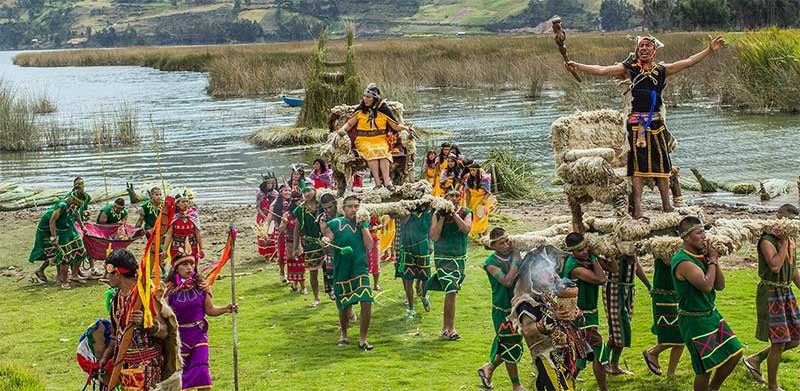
[0,0,641,49]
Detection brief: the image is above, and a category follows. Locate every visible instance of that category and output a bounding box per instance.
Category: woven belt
[179,319,206,328]
[650,288,675,296]
[628,112,663,121]
[492,305,511,313]
[678,307,714,318]
[759,280,791,289]
[123,346,161,364]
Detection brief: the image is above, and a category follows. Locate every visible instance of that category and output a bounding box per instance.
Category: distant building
[66,37,89,46]
[456,31,466,37]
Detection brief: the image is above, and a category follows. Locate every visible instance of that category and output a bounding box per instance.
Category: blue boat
[283,96,303,107]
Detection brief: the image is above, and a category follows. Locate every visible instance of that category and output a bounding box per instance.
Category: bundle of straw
[482,148,541,200]
[556,156,617,186]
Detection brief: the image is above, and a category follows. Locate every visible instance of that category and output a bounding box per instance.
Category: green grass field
[0,214,798,390]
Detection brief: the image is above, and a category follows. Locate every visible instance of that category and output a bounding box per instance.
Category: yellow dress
[352,110,394,161]
[432,161,449,197]
[467,188,496,235]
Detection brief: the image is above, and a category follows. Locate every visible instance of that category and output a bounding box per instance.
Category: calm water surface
[1,50,798,206]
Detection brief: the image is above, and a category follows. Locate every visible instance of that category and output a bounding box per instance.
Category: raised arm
[566,61,626,77]
[360,223,373,252]
[485,262,519,288]
[664,35,725,76]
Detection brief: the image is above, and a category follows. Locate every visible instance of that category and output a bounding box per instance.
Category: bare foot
[663,206,675,213]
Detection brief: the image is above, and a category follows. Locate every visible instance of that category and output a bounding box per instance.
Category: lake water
[1,50,798,206]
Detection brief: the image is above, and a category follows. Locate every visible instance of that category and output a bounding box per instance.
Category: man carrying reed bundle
[566,35,725,220]
[477,228,526,391]
[320,195,375,350]
[643,253,685,377]
[424,189,472,340]
[396,203,433,319]
[671,216,742,391]
[320,193,338,301]
[29,191,88,289]
[561,232,616,391]
[743,204,800,391]
[601,255,650,375]
[293,187,326,307]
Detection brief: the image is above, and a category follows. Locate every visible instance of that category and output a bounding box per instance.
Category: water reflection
[0,51,798,205]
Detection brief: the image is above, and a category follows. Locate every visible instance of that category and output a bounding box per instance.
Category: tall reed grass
[0,80,143,150]
[14,31,800,112]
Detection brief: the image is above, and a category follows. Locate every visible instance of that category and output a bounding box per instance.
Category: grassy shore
[0,204,798,390]
[17,30,799,112]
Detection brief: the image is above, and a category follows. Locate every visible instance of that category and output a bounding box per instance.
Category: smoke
[518,245,572,295]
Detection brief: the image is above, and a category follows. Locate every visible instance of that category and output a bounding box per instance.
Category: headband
[105,263,132,275]
[565,239,588,252]
[679,224,704,238]
[488,233,509,246]
[363,84,380,100]
[636,36,665,49]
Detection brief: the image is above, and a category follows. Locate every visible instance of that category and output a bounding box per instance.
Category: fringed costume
[623,60,674,179]
[671,249,743,375]
[282,210,305,283]
[327,217,375,310]
[109,288,182,391]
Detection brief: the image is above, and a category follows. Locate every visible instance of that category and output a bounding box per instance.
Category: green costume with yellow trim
[671,249,742,375]
[397,210,432,281]
[650,257,682,345]
[483,253,523,363]
[424,208,471,294]
[294,204,325,270]
[140,200,162,230]
[97,203,128,224]
[327,217,375,310]
[562,255,605,369]
[29,200,86,265]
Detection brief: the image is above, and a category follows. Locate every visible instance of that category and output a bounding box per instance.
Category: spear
[552,17,582,83]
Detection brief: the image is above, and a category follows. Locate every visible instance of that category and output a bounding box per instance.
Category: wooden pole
[95,118,110,199]
[229,226,240,391]
[552,17,582,83]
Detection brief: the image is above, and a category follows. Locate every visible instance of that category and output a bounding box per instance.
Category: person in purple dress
[166,250,238,390]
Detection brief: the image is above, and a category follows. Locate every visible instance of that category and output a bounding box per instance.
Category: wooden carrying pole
[229,226,240,391]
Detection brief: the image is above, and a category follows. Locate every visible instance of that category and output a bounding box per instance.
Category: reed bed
[0,81,143,150]
[483,148,544,200]
[14,31,800,112]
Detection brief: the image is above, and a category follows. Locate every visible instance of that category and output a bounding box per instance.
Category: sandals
[477,366,494,389]
[34,270,48,283]
[642,350,662,376]
[386,184,396,192]
[358,341,374,351]
[440,330,461,341]
[743,358,765,384]
[60,283,72,290]
[337,338,349,347]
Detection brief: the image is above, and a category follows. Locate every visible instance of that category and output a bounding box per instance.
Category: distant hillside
[0,0,642,49]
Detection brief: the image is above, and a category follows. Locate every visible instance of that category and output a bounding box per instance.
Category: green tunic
[483,253,523,363]
[327,217,374,310]
[562,255,605,368]
[140,200,162,230]
[755,233,798,343]
[397,210,433,281]
[97,203,128,224]
[29,201,86,265]
[294,204,325,269]
[76,193,92,222]
[425,208,471,294]
[671,249,742,375]
[650,257,682,345]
